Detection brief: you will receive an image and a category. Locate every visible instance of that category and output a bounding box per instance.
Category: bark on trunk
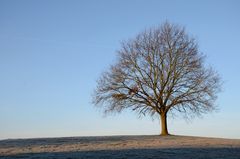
[160,113,169,136]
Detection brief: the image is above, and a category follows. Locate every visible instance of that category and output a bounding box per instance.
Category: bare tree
[92,22,221,135]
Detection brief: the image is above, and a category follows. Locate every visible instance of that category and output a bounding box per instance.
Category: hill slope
[1,135,240,158]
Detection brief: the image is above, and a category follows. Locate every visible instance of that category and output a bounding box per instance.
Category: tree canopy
[92,22,221,135]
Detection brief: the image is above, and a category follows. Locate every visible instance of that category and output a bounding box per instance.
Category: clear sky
[0,0,240,140]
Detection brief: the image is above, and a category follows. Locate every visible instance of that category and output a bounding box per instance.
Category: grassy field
[1,135,240,159]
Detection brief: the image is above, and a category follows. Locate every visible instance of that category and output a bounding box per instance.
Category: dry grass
[1,135,240,158]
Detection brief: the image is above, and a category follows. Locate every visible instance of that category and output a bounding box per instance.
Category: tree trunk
[160,113,169,136]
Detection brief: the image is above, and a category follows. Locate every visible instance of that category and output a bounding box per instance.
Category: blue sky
[0,0,240,139]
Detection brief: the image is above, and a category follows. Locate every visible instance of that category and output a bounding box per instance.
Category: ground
[0,135,240,159]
